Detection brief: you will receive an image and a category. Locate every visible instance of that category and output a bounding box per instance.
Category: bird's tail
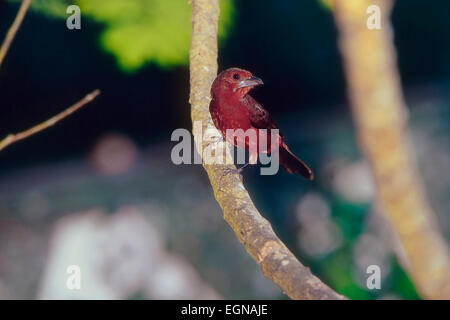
[279,144,314,180]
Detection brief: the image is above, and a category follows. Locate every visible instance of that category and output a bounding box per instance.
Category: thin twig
[0,0,33,68]
[189,0,346,300]
[0,89,101,152]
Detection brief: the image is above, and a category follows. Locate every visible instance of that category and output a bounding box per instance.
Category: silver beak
[238,76,264,88]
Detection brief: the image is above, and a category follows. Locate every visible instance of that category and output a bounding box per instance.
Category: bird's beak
[238,76,264,88]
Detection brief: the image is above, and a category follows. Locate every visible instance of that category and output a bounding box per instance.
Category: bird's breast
[210,99,252,133]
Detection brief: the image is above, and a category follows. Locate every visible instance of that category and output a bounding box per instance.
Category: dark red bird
[209,67,313,180]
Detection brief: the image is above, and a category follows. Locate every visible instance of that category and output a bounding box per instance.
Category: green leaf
[76,0,234,71]
[318,0,333,11]
[20,0,234,72]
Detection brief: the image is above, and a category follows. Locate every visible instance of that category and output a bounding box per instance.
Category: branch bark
[189,0,346,300]
[333,0,450,299]
[0,0,32,68]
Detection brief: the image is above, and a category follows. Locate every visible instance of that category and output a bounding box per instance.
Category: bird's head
[211,68,263,100]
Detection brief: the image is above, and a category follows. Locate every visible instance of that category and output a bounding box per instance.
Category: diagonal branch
[0,89,101,153]
[0,0,33,68]
[333,0,450,299]
[189,0,346,300]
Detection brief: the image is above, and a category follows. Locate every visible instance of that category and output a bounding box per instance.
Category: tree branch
[189,0,346,300]
[0,0,33,68]
[333,0,450,299]
[0,89,101,153]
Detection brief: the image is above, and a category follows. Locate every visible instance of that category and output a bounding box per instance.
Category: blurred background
[0,0,449,299]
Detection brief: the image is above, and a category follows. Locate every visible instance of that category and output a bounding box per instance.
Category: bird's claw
[222,166,240,176]
[222,163,250,176]
[217,166,242,190]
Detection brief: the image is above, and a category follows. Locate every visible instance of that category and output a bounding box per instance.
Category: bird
[209,67,314,180]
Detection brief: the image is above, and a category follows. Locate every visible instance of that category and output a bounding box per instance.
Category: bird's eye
[233,74,240,80]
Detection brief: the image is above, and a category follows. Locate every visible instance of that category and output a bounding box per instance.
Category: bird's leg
[236,149,257,173]
[221,163,251,179]
[222,148,256,176]
[237,162,251,173]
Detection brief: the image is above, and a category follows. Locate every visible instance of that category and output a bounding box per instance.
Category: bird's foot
[237,162,251,173]
[220,163,251,180]
[222,166,240,176]
[217,167,241,190]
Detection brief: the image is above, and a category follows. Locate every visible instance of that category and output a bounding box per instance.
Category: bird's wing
[244,96,282,135]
